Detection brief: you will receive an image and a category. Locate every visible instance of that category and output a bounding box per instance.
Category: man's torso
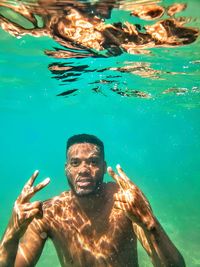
[33,183,139,267]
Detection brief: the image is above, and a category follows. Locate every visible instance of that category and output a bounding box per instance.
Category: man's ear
[104,161,107,174]
[64,162,68,174]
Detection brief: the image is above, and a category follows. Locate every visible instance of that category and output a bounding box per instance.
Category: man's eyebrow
[70,154,100,160]
[87,153,101,157]
[88,156,100,159]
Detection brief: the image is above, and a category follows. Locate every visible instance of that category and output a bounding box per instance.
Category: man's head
[65,134,106,197]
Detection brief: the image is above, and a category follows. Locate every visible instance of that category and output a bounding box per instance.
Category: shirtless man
[0,134,185,267]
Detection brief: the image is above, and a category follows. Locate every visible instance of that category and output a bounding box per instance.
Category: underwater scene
[0,0,200,266]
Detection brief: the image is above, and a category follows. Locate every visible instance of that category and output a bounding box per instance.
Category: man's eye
[90,159,99,166]
[71,160,80,167]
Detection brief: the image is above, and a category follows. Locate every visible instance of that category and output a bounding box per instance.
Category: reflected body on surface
[0,0,199,99]
[0,0,199,58]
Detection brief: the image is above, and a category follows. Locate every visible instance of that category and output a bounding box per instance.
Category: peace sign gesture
[11,170,50,237]
[108,165,156,231]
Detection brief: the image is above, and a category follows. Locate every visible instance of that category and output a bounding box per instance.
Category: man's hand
[0,171,50,266]
[108,164,155,231]
[11,170,50,237]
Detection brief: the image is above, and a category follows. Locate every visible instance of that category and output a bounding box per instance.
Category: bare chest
[48,208,137,267]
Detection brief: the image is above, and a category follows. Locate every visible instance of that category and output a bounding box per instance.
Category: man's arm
[132,220,185,267]
[15,222,47,267]
[108,165,185,267]
[0,171,50,267]
[0,222,46,267]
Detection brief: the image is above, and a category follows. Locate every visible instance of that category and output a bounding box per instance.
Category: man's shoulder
[29,191,72,232]
[104,181,120,193]
[42,190,71,211]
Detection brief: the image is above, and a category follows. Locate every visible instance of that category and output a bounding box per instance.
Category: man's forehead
[67,143,101,157]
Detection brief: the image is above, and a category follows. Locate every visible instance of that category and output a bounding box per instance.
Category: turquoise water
[0,0,200,266]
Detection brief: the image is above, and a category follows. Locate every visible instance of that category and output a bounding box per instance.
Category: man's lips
[76,178,94,187]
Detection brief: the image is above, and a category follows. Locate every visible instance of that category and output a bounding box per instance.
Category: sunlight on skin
[0,141,186,267]
[108,164,155,231]
[15,185,137,266]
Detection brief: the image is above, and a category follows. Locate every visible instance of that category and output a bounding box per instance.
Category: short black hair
[66,134,104,158]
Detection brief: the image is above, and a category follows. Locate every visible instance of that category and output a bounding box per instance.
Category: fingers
[22,178,50,202]
[114,201,130,211]
[18,171,50,203]
[107,166,127,189]
[14,201,43,228]
[113,192,127,203]
[20,208,42,223]
[114,190,134,203]
[25,208,41,220]
[26,170,39,188]
[15,201,42,214]
[117,164,137,189]
[107,164,136,190]
[116,164,131,183]
[33,177,50,194]
[22,201,42,211]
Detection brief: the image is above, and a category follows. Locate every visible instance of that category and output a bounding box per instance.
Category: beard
[67,176,103,197]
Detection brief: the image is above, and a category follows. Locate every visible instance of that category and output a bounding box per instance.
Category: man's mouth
[76,178,94,187]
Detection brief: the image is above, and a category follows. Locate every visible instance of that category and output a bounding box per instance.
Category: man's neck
[70,183,106,214]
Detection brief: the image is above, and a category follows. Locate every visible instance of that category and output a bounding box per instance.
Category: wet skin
[65,143,106,196]
[0,143,185,267]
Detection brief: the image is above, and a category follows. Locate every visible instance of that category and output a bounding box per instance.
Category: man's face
[65,143,106,197]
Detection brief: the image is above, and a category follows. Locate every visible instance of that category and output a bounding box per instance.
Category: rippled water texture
[0,0,200,266]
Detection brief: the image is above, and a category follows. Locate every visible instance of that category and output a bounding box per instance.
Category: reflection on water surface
[0,0,200,100]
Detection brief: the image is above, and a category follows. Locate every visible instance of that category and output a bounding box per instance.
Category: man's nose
[78,162,90,175]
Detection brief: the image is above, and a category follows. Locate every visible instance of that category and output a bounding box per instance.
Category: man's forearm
[144,218,186,267]
[0,222,20,267]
